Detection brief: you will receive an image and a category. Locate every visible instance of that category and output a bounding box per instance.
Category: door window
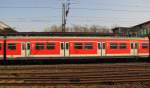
[98,43,101,49]
[27,43,30,50]
[66,43,69,50]
[103,43,106,49]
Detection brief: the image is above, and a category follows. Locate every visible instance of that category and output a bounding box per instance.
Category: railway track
[0,63,150,86]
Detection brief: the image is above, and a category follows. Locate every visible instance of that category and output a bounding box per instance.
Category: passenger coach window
[120,43,127,49]
[47,43,55,49]
[110,43,118,49]
[84,43,93,49]
[8,43,16,50]
[74,43,83,49]
[35,43,44,50]
[142,43,149,49]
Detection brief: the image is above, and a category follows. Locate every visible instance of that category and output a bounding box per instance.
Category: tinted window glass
[47,43,55,50]
[61,43,64,49]
[98,43,101,49]
[84,43,93,49]
[135,43,138,49]
[22,43,25,50]
[110,43,118,49]
[120,43,127,49]
[8,43,16,50]
[66,43,69,49]
[35,43,44,50]
[142,43,149,49]
[74,43,83,49]
[27,43,30,50]
[131,43,134,49]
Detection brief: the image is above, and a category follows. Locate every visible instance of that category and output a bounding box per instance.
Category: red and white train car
[0,33,149,60]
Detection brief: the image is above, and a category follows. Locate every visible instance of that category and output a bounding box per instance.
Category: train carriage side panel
[137,39,149,57]
[0,38,3,60]
[6,40,22,59]
[105,39,131,56]
[29,40,61,57]
[69,41,98,57]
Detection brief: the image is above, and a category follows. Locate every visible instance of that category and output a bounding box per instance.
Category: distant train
[0,32,149,60]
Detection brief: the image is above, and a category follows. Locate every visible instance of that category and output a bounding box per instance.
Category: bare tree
[43,25,111,33]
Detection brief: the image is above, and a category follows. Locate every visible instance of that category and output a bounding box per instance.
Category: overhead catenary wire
[1,18,148,22]
[1,6,150,13]
[0,0,149,32]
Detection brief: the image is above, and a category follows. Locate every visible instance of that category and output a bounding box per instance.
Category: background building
[112,21,150,37]
[0,21,17,33]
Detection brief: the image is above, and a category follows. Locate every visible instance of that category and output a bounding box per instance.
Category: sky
[0,0,150,32]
